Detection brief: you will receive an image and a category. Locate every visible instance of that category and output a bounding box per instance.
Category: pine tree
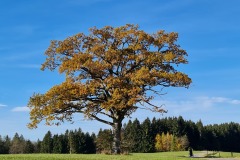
[177,116,186,137]
[34,139,41,153]
[76,128,86,153]
[131,119,142,152]
[0,136,5,153]
[24,140,35,153]
[122,120,134,152]
[185,120,200,149]
[68,130,77,154]
[3,135,11,154]
[64,130,70,153]
[141,118,154,152]
[85,132,96,153]
[9,133,26,154]
[58,134,68,153]
[41,131,53,153]
[52,134,63,153]
[96,129,113,154]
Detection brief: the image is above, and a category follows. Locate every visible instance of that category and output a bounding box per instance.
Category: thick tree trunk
[112,120,122,154]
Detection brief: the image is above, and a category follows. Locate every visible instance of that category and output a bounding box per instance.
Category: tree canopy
[28,24,191,154]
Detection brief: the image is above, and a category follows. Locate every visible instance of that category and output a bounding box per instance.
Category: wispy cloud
[0,104,7,107]
[2,53,41,61]
[11,24,39,36]
[0,63,41,69]
[12,106,30,112]
[18,64,41,69]
[231,99,240,104]
[196,96,240,106]
[154,96,240,115]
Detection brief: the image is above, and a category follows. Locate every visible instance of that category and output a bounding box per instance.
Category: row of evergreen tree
[0,129,96,154]
[121,116,240,152]
[1,116,240,154]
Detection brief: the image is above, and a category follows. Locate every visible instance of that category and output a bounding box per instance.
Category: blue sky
[1,0,240,140]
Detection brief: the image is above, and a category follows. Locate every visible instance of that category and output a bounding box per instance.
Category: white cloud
[18,64,40,69]
[0,63,41,69]
[12,106,30,112]
[152,96,240,115]
[230,100,240,105]
[0,104,7,107]
[199,96,240,106]
[196,97,228,108]
[12,25,37,36]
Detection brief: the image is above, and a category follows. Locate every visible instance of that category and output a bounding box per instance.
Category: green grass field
[204,151,240,158]
[0,151,201,160]
[0,151,240,160]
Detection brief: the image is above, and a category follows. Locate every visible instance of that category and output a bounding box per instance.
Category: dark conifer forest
[1,116,240,154]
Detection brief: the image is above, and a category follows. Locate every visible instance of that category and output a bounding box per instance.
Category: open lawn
[204,151,240,158]
[0,151,201,160]
[0,151,240,160]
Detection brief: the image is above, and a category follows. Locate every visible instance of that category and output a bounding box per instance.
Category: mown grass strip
[0,151,204,160]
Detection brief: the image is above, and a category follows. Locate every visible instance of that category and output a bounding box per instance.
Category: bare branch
[90,114,114,126]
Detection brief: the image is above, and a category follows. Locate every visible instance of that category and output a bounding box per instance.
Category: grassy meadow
[0,151,200,160]
[0,152,199,160]
[204,151,240,158]
[1,151,240,160]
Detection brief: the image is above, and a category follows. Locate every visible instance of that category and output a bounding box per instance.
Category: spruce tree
[9,133,26,154]
[141,118,154,152]
[41,131,53,153]
[96,129,113,154]
[85,132,96,153]
[0,136,5,153]
[52,134,63,153]
[68,130,77,154]
[24,140,35,153]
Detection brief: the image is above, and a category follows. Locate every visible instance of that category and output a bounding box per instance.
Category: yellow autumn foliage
[28,24,191,129]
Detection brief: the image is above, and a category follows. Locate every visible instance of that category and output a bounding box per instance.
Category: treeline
[121,116,240,152]
[0,129,96,154]
[1,116,240,154]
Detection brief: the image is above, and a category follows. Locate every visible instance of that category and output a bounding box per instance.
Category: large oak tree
[28,24,191,154]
